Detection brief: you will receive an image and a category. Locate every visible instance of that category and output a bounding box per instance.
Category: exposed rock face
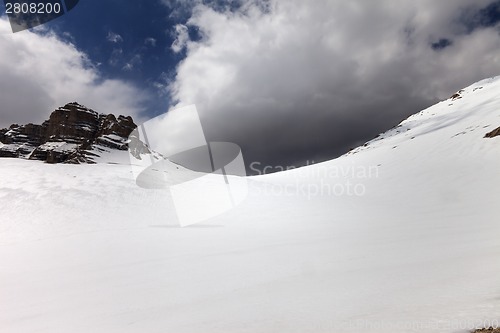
[46,103,100,143]
[449,89,464,101]
[473,328,500,333]
[484,126,500,138]
[0,102,137,163]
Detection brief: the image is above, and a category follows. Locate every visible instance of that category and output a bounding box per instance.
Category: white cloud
[160,0,201,20]
[122,54,142,71]
[167,0,500,168]
[0,18,147,128]
[145,37,157,47]
[108,47,123,66]
[171,24,189,53]
[107,31,123,43]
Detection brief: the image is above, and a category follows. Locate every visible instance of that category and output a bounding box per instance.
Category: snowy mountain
[0,102,137,164]
[0,76,499,333]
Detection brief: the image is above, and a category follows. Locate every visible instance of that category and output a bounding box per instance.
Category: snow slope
[0,76,500,333]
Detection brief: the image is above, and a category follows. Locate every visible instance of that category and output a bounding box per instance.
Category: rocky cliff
[0,102,137,164]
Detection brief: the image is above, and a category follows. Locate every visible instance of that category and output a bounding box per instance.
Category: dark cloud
[165,0,500,174]
[461,0,500,31]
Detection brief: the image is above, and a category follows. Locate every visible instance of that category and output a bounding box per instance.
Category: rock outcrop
[484,126,500,138]
[0,102,137,163]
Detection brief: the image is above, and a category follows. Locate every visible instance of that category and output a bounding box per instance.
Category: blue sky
[38,0,186,116]
[1,0,499,170]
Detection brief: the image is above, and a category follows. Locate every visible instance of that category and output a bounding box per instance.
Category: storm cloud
[167,0,500,173]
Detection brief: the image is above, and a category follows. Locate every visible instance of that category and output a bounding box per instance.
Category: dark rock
[0,102,137,163]
[95,113,137,150]
[450,90,464,101]
[45,102,99,144]
[484,126,500,138]
[473,328,500,333]
[1,123,47,145]
[0,148,18,158]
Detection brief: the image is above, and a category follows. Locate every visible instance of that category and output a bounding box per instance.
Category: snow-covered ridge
[0,77,499,333]
[341,75,500,157]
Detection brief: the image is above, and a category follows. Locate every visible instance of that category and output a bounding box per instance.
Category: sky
[0,0,500,173]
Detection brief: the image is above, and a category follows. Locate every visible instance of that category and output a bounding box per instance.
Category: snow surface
[0,143,17,152]
[37,141,79,153]
[104,134,124,141]
[1,76,500,333]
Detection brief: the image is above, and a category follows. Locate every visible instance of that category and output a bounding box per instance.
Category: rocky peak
[0,102,137,164]
[45,102,100,144]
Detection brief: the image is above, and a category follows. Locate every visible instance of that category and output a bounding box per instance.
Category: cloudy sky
[1,0,499,172]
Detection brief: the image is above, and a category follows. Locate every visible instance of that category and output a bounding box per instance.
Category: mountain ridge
[0,76,499,333]
[0,102,137,164]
